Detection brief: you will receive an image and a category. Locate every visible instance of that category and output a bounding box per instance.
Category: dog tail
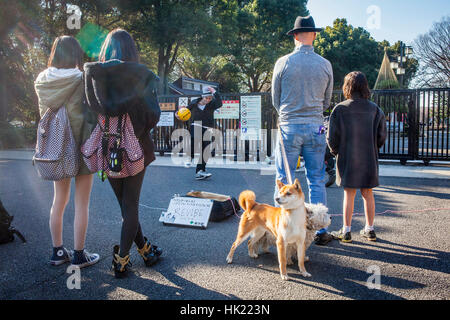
[239,190,257,212]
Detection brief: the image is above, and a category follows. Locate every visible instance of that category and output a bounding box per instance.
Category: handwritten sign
[159,197,213,229]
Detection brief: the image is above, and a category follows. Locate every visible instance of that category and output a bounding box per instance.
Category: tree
[412,15,450,88]
[0,0,42,124]
[174,49,243,92]
[117,0,219,94]
[380,41,419,88]
[214,0,308,92]
[314,18,382,89]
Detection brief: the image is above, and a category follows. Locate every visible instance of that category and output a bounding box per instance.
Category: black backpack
[0,199,26,244]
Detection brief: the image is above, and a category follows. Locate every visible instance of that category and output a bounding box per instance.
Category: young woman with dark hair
[84,29,162,278]
[35,36,99,268]
[327,71,387,243]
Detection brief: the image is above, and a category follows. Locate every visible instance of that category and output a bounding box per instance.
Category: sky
[307,0,450,45]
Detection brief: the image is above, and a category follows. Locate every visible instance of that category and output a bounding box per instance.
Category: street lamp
[396,41,413,86]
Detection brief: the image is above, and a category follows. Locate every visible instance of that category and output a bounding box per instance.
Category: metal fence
[152,88,450,164]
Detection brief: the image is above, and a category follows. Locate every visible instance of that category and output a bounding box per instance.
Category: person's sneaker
[137,237,162,267]
[360,229,377,241]
[331,228,352,243]
[71,249,100,269]
[50,246,73,266]
[325,173,336,187]
[112,245,132,279]
[195,171,206,180]
[184,161,192,168]
[202,171,212,178]
[195,170,212,180]
[314,232,333,246]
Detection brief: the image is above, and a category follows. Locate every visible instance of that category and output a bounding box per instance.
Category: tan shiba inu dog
[226,178,310,280]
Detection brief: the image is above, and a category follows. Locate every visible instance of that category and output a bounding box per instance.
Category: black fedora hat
[287,15,323,35]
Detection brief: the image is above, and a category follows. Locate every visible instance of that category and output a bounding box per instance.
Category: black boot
[137,237,162,267]
[112,245,132,278]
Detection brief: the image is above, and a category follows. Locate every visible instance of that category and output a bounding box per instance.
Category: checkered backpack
[32,106,80,181]
[81,113,144,180]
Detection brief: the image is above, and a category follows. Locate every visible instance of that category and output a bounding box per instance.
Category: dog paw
[226,257,233,264]
[249,253,259,259]
[280,274,289,281]
[287,259,294,265]
[304,256,310,262]
[300,271,311,277]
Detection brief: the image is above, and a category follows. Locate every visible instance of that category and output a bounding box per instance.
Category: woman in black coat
[327,71,387,243]
[84,29,162,278]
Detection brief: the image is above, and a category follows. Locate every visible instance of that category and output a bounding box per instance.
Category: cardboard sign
[157,112,174,127]
[159,102,176,111]
[159,197,214,229]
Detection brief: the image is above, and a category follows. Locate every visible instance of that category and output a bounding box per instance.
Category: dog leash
[278,123,293,185]
[328,207,450,217]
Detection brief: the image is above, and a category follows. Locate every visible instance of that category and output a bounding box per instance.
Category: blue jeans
[274,123,328,234]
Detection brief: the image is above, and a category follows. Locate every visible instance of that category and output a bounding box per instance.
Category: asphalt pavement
[0,152,449,301]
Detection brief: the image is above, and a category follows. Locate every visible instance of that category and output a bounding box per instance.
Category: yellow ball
[177,107,191,121]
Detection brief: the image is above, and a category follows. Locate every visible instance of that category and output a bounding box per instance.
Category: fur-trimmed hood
[83,59,161,167]
[84,59,160,117]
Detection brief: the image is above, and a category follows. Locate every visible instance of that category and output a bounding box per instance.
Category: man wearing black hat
[272,15,334,245]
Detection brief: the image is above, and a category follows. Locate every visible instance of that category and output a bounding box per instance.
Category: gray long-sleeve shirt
[271,45,333,125]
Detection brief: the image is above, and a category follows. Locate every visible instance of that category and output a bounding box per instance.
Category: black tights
[108,168,146,257]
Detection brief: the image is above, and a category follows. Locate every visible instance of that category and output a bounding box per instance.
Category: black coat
[186,92,222,128]
[84,60,161,167]
[327,97,387,188]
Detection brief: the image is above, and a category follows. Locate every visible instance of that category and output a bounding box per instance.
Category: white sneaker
[202,171,212,178]
[184,161,192,168]
[195,170,212,180]
[71,250,100,269]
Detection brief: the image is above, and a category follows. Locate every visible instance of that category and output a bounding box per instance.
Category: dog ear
[294,178,302,191]
[276,179,284,190]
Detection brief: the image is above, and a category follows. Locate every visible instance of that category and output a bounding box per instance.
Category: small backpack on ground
[185,191,241,222]
[81,113,144,181]
[32,106,80,181]
[0,198,26,245]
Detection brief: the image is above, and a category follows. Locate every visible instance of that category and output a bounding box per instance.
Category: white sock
[365,225,374,232]
[343,226,351,233]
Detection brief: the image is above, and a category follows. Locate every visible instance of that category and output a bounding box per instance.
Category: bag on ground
[0,198,26,245]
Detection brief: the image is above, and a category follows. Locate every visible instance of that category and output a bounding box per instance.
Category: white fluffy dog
[252,203,331,265]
